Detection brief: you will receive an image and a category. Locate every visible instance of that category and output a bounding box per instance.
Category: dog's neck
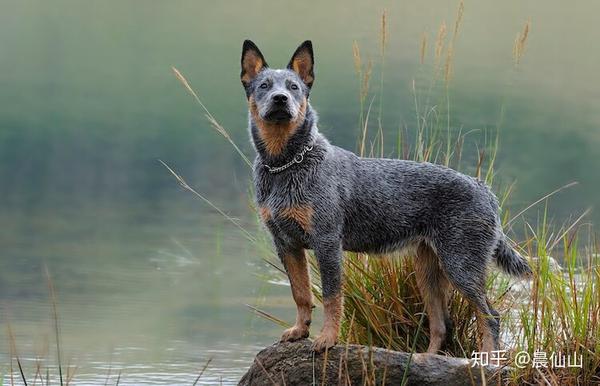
[250,103,317,166]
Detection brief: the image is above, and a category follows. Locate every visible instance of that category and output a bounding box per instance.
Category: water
[1,0,599,384]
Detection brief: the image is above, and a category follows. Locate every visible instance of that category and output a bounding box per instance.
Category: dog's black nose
[272,94,288,105]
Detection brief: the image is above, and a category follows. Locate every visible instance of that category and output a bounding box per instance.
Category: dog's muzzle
[263,93,294,122]
[265,107,293,122]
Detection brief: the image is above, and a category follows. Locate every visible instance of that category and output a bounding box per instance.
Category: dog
[240,40,532,354]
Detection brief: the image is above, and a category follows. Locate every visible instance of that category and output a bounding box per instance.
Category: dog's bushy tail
[493,237,532,277]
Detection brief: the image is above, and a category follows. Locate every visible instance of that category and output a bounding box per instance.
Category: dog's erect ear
[287,40,314,89]
[241,40,268,88]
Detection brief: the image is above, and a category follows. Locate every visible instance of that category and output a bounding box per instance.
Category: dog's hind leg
[280,248,314,342]
[436,249,500,354]
[414,242,451,354]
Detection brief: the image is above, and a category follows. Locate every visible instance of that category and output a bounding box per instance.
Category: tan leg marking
[281,250,314,342]
[249,97,307,156]
[312,292,343,352]
[476,311,496,354]
[279,205,314,233]
[258,205,272,223]
[414,243,451,354]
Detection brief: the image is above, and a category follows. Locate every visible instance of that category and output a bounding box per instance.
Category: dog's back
[331,149,500,255]
[278,136,500,257]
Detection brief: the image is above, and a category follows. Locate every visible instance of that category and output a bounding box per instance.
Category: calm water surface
[1,0,599,384]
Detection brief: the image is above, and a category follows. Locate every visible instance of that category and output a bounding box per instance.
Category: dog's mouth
[264,108,293,122]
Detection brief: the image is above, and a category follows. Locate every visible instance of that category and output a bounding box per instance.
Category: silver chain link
[263,144,314,174]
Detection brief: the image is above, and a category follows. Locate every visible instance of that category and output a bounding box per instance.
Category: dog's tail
[493,237,532,277]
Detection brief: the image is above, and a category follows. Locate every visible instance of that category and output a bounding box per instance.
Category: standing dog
[241,40,532,354]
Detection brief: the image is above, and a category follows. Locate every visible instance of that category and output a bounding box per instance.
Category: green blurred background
[0,0,598,384]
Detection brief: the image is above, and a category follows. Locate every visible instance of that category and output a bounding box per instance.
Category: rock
[239,339,509,386]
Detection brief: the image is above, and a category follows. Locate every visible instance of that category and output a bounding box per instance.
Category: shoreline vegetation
[169,3,599,385]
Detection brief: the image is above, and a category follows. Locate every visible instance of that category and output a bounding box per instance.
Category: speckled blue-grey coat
[240,40,532,354]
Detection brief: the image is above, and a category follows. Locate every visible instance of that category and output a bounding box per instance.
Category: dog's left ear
[241,40,268,89]
[287,40,314,89]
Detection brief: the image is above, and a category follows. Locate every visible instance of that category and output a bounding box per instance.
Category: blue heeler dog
[241,40,532,354]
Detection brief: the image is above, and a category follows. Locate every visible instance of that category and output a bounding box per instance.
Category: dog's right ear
[241,40,268,91]
[287,40,314,89]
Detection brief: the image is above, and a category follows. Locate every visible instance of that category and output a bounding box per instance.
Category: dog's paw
[280,325,309,342]
[311,330,337,352]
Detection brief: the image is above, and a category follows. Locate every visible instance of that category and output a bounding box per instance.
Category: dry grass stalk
[171,67,252,167]
[352,40,362,77]
[513,20,531,65]
[380,10,387,58]
[444,0,465,84]
[420,33,427,65]
[434,22,447,64]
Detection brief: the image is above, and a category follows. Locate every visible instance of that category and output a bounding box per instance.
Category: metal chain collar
[263,144,314,174]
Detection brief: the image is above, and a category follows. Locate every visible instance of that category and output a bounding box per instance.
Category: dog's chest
[256,174,314,240]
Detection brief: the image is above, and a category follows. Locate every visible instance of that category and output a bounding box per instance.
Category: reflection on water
[5,344,263,385]
[0,203,295,384]
[1,0,599,384]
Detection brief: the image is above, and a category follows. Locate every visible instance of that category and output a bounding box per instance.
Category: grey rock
[239,340,509,386]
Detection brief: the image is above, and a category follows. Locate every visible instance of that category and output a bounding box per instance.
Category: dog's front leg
[280,247,314,342]
[312,241,344,352]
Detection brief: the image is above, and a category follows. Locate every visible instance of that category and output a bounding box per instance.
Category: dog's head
[240,41,314,155]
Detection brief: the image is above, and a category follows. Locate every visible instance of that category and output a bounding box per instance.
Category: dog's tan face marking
[279,204,313,232]
[249,96,306,156]
[280,250,313,342]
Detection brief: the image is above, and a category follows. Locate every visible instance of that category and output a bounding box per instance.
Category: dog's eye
[259,82,268,89]
[290,84,299,90]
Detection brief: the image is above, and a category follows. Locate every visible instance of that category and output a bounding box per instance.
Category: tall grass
[166,4,599,385]
[305,220,599,385]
